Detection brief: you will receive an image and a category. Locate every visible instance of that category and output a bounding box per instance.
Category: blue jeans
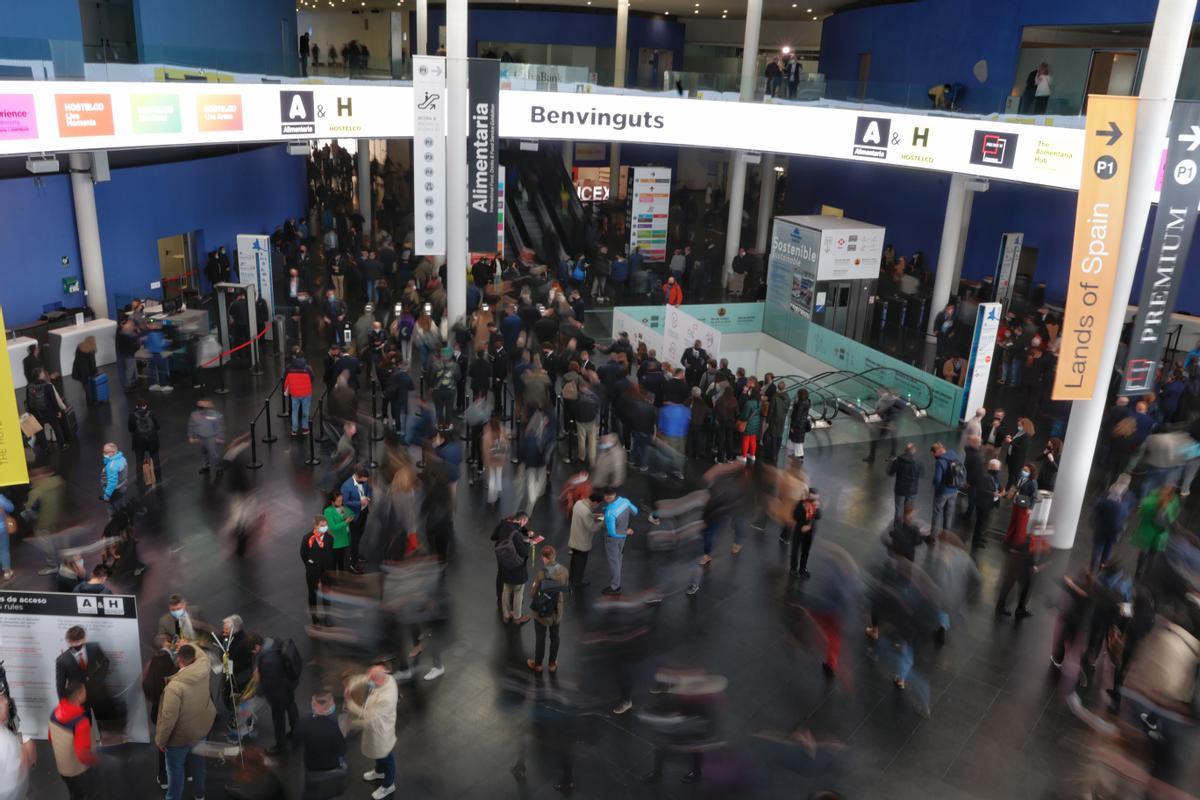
[366,279,378,304]
[930,491,956,538]
[0,528,10,570]
[605,536,626,590]
[165,743,206,800]
[375,753,396,788]
[1005,357,1021,385]
[291,394,312,430]
[150,354,170,387]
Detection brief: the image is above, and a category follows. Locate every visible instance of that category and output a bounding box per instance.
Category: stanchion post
[247,420,263,469]
[368,418,379,468]
[261,400,277,444]
[214,360,229,395]
[315,394,329,443]
[304,424,320,466]
[372,381,382,419]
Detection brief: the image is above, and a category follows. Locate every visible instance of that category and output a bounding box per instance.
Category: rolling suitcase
[90,373,109,403]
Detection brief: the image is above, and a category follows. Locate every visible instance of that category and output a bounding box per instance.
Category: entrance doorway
[636,48,673,89]
[1083,50,1141,111]
[157,232,200,308]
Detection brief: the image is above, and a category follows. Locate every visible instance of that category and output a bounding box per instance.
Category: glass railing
[499,63,591,92]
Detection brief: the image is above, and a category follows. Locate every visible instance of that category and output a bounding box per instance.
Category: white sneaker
[160,385,174,393]
[393,668,413,682]
[148,385,163,392]
[363,770,384,781]
[424,665,445,681]
[613,700,632,715]
[372,786,396,799]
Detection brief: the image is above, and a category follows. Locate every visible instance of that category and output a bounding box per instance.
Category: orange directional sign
[1052,95,1139,401]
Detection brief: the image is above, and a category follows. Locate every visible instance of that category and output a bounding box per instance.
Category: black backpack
[280,638,303,682]
[943,458,967,491]
[133,410,155,438]
[530,577,566,616]
[494,533,524,572]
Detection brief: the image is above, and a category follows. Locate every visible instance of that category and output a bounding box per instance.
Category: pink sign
[0,94,37,140]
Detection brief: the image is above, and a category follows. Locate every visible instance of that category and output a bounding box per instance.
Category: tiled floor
[11,356,1184,799]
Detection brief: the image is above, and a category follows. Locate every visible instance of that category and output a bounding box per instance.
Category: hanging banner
[1121,102,1200,395]
[962,302,1001,421]
[0,590,149,742]
[0,307,28,487]
[236,234,274,339]
[1052,95,1138,401]
[992,232,1023,312]
[413,56,447,256]
[467,58,500,253]
[629,167,671,262]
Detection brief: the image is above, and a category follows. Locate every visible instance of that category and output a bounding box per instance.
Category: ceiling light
[806,6,812,10]
[812,15,817,19]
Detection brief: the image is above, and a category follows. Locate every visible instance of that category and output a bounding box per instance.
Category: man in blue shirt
[340,467,372,572]
[602,491,638,595]
[930,442,960,540]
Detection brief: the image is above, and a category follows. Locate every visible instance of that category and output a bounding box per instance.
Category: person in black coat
[788,389,812,460]
[301,518,335,626]
[1004,418,1034,490]
[295,689,348,797]
[249,635,300,753]
[128,397,161,485]
[142,633,178,787]
[55,626,119,723]
[886,442,923,528]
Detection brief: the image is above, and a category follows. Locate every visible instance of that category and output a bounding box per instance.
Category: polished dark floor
[11,350,1192,800]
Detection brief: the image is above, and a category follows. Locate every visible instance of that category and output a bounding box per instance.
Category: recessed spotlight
[806,6,812,10]
[791,2,796,6]
[812,15,817,19]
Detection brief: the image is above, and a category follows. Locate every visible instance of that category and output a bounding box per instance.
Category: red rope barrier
[200,325,270,368]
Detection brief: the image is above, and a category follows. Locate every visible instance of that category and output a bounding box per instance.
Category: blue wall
[818,0,1199,114]
[0,146,305,322]
[0,0,85,74]
[134,0,299,75]
[780,155,1200,315]
[421,7,685,87]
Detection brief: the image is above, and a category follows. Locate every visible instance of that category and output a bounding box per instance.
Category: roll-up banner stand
[237,234,274,340]
[0,590,149,742]
[1052,95,1138,401]
[992,232,1023,312]
[413,56,447,256]
[467,58,500,253]
[1121,101,1200,395]
[962,302,1001,421]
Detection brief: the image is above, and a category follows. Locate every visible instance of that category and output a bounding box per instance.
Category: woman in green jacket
[1131,485,1179,577]
[738,379,763,463]
[323,491,355,571]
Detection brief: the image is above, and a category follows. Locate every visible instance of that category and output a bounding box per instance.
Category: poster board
[236,234,274,339]
[612,307,663,354]
[629,167,671,262]
[962,302,1001,421]
[0,589,149,742]
[664,305,721,365]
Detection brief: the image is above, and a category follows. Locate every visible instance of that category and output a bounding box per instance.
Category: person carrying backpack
[431,348,461,430]
[526,545,569,674]
[128,397,161,487]
[492,511,536,624]
[930,442,963,539]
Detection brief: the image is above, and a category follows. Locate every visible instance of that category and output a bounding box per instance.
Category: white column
[925,172,975,341]
[69,152,108,319]
[721,0,763,285]
[755,153,776,252]
[446,0,468,324]
[1049,0,1197,550]
[417,0,428,56]
[609,0,629,197]
[357,141,372,244]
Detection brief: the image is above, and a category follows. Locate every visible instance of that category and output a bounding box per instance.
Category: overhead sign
[0,80,407,155]
[1052,95,1138,400]
[0,306,28,487]
[629,167,671,262]
[1121,101,1200,395]
[0,590,149,743]
[766,218,820,320]
[500,90,1086,190]
[413,57,447,256]
[467,59,500,253]
[963,302,1001,421]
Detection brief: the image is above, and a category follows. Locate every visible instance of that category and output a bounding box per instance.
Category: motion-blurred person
[188,399,226,477]
[1050,569,1093,675]
[592,433,626,492]
[0,690,32,800]
[48,681,98,799]
[482,416,509,510]
[295,689,348,800]
[249,634,302,755]
[790,488,821,578]
[157,644,217,800]
[863,389,901,463]
[927,532,980,645]
[1131,485,1179,578]
[887,443,922,530]
[1092,476,1133,571]
[638,669,727,784]
[527,545,569,673]
[128,397,162,488]
[142,633,178,789]
[301,516,335,626]
[344,663,398,799]
[99,442,129,518]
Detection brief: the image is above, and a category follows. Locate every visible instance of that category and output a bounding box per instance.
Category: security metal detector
[215,281,260,370]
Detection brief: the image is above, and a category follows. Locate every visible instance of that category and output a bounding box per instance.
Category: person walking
[301,516,335,625]
[250,635,301,755]
[886,443,922,530]
[70,336,100,406]
[48,682,98,799]
[99,442,129,518]
[601,491,638,595]
[344,664,398,799]
[1131,484,1180,578]
[929,442,961,539]
[527,545,569,673]
[568,493,601,587]
[128,398,161,488]
[156,644,218,800]
[1091,475,1133,571]
[142,634,178,790]
[188,399,225,478]
[790,489,821,578]
[864,390,901,463]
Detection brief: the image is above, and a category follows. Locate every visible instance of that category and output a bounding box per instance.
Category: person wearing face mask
[157,594,208,643]
[344,664,399,799]
[295,689,348,799]
[301,516,335,626]
[54,627,110,705]
[968,458,1003,551]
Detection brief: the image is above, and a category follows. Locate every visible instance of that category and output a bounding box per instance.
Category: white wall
[298,10,393,72]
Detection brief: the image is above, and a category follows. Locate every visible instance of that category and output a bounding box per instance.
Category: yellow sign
[820,205,844,218]
[1052,95,1138,401]
[0,307,29,486]
[154,67,234,82]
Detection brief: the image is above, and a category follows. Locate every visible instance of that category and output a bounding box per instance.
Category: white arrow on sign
[1181,124,1200,151]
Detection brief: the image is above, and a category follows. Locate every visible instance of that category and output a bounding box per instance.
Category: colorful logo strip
[56,93,114,137]
[0,94,37,140]
[130,94,182,134]
[196,94,243,132]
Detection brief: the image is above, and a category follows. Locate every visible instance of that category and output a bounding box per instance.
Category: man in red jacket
[48,681,98,798]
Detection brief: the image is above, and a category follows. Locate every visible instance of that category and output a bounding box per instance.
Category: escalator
[791,368,934,422]
[500,145,589,264]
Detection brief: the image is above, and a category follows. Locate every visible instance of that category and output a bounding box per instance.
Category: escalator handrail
[771,374,840,423]
[793,367,935,413]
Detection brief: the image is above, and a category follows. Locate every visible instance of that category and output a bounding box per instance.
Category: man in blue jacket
[602,491,638,595]
[930,442,961,539]
[340,467,372,573]
[100,442,129,518]
[657,401,690,478]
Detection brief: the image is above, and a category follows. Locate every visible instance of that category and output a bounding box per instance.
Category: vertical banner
[467,58,500,253]
[1052,95,1138,400]
[413,56,447,256]
[0,590,149,742]
[992,232,1023,311]
[962,302,1001,421]
[497,164,507,258]
[0,307,28,487]
[1121,102,1200,395]
[236,234,274,339]
[629,167,671,262]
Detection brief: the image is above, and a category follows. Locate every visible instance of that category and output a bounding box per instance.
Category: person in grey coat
[187,399,225,476]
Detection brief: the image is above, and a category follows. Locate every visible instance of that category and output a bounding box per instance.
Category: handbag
[4,514,16,535]
[736,419,747,433]
[142,457,157,487]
